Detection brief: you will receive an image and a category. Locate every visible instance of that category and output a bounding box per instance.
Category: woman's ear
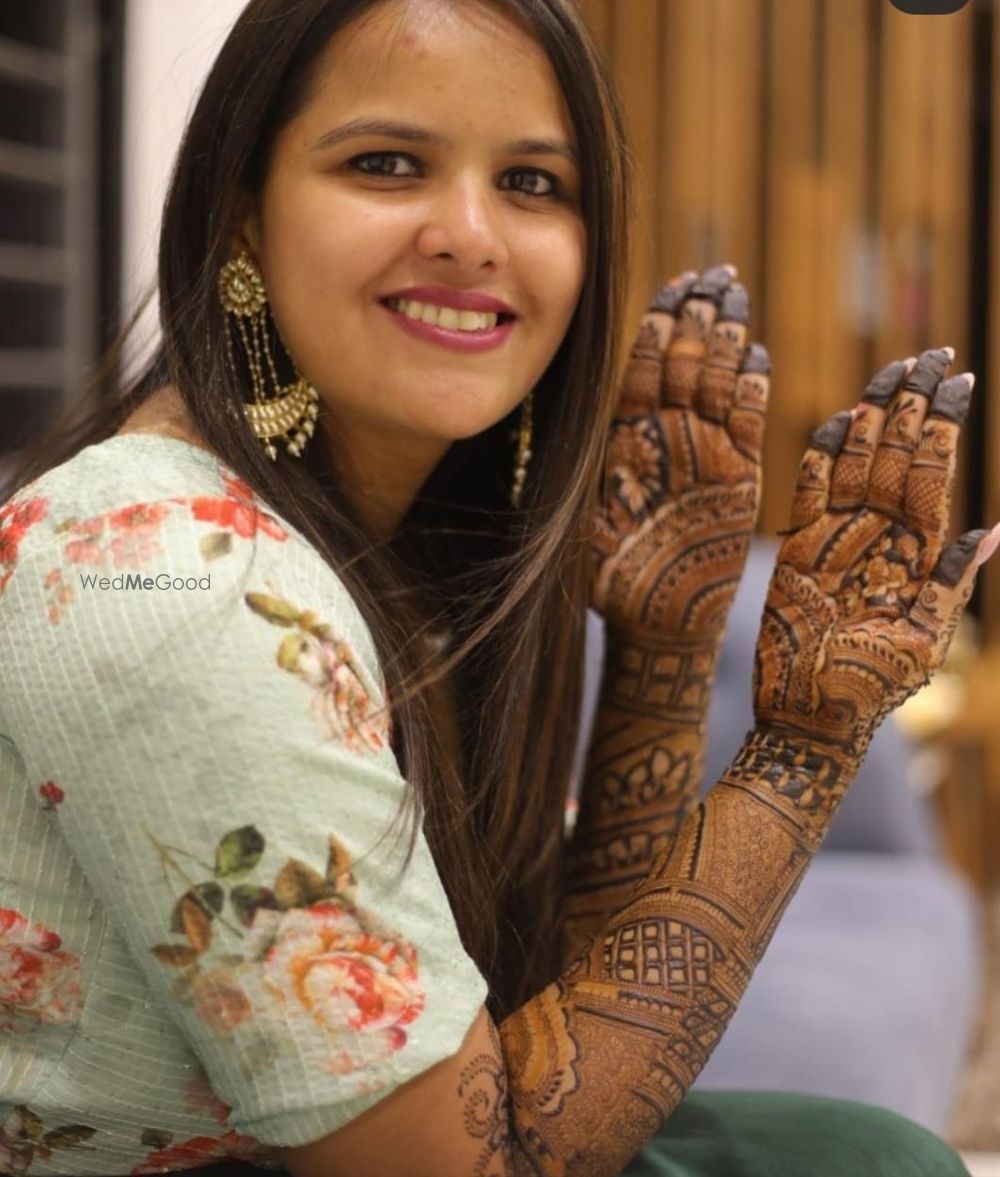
[229,198,262,263]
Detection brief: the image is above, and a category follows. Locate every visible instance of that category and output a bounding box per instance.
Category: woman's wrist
[720,723,862,848]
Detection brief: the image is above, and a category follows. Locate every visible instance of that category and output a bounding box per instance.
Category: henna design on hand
[568,266,771,964]
[590,266,771,641]
[756,349,986,769]
[477,352,996,1177]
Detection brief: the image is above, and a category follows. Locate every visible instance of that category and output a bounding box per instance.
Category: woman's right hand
[753,347,1000,783]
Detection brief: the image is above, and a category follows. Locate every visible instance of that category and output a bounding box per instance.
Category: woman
[0,0,993,1174]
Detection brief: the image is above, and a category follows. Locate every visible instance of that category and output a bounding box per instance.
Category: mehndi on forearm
[561,619,721,961]
[498,726,858,1177]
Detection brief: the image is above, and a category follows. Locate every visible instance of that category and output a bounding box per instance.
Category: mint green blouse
[0,434,488,1175]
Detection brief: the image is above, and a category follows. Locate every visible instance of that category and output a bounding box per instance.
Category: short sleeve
[0,497,488,1147]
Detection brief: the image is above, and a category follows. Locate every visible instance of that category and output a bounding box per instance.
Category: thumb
[910,524,1000,661]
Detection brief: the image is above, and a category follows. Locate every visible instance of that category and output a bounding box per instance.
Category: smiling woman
[0,1,986,1176]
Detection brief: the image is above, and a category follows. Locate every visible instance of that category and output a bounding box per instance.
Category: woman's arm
[562,266,770,959]
[283,351,992,1176]
[560,620,719,962]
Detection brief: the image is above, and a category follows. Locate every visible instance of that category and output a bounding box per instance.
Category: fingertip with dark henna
[718,283,750,325]
[860,360,908,407]
[689,264,734,302]
[810,410,854,456]
[932,529,989,586]
[930,374,974,425]
[650,276,696,316]
[904,347,953,398]
[742,342,771,375]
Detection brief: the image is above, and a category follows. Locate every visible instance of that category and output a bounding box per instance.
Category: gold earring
[218,251,320,461]
[508,391,533,507]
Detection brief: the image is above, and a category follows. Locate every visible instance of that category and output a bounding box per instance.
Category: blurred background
[1,0,999,1168]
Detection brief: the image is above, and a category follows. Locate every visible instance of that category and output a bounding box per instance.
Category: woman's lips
[380,301,515,353]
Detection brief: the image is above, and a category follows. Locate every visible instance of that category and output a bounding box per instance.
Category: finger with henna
[868,347,952,516]
[661,263,736,410]
[618,271,698,416]
[696,283,750,424]
[829,359,910,510]
[727,342,771,465]
[911,522,1000,664]
[786,409,854,532]
[904,373,975,565]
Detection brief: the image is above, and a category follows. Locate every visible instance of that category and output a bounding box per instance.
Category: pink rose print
[0,495,49,598]
[0,908,83,1033]
[255,900,424,1075]
[38,781,64,811]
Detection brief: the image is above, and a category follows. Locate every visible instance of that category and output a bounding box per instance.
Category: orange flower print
[188,471,288,542]
[296,634,388,753]
[251,900,425,1076]
[0,908,83,1033]
[0,495,49,598]
[246,590,388,753]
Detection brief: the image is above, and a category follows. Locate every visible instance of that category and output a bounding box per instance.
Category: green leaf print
[230,884,278,927]
[42,1125,96,1149]
[169,883,225,933]
[273,859,336,909]
[140,1128,173,1150]
[17,1108,44,1140]
[198,531,232,561]
[150,944,200,967]
[214,825,265,878]
[244,591,302,627]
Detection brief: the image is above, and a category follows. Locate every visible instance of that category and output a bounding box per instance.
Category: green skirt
[193,1089,970,1176]
[623,1089,971,1177]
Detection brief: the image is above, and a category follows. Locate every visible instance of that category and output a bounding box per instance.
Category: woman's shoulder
[0,433,379,677]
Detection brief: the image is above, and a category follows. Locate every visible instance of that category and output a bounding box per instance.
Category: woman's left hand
[590,264,771,641]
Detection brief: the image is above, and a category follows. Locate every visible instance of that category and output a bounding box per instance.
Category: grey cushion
[690,851,984,1134]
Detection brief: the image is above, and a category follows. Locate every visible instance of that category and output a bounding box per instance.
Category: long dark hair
[5,0,632,1022]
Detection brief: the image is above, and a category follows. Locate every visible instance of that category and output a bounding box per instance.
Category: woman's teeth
[385,298,500,332]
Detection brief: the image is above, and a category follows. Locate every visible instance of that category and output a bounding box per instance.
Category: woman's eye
[502,168,560,198]
[350,152,420,177]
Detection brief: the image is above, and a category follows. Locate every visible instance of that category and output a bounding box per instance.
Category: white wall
[121,0,245,372]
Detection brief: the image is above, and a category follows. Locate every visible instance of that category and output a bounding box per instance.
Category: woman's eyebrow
[308,117,579,166]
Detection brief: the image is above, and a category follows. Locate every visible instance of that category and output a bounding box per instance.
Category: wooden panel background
[577,0,975,585]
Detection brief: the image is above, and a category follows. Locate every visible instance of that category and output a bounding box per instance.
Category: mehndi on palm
[590,264,771,642]
[753,347,989,789]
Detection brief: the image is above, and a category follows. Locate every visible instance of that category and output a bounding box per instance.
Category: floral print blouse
[0,434,488,1175]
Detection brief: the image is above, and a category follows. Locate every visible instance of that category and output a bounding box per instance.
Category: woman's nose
[415,180,510,272]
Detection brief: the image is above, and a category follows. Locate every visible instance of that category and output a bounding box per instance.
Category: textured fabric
[0,434,488,1174]
[623,1089,971,1176]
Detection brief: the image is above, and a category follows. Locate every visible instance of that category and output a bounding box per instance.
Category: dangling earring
[218,251,320,461]
[508,390,533,507]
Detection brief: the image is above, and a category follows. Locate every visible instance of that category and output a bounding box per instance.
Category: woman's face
[243,0,586,490]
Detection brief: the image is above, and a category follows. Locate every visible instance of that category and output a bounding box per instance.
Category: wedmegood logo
[888,0,970,12]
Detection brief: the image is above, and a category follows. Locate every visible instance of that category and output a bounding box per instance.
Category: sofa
[574,542,985,1135]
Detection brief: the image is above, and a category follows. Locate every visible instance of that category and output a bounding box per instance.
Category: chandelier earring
[217,251,320,461]
[508,391,534,508]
